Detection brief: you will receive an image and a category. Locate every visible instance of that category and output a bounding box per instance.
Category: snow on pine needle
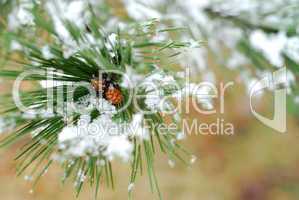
[122,0,299,106]
[0,4,205,199]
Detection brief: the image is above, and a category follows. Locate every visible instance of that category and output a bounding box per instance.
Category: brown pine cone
[105,86,124,105]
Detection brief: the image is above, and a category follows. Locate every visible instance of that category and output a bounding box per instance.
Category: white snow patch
[250,30,287,67]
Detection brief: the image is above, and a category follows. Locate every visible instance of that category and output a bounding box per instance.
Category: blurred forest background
[1,0,299,200]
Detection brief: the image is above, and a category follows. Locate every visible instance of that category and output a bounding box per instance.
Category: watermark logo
[249,68,287,133]
[11,67,236,136]
[11,67,290,136]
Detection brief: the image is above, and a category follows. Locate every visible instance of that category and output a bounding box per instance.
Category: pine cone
[105,86,123,105]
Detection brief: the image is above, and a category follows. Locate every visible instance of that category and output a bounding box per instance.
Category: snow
[93,97,117,116]
[58,111,154,161]
[178,48,207,71]
[172,83,215,110]
[227,52,249,69]
[168,159,176,168]
[58,113,133,161]
[176,131,186,140]
[104,136,133,162]
[45,0,91,58]
[62,94,117,117]
[105,33,118,50]
[31,126,47,138]
[0,119,7,134]
[144,89,163,111]
[22,108,55,119]
[64,1,86,25]
[4,0,299,177]
[121,67,144,88]
[10,40,23,51]
[96,159,106,166]
[122,0,162,20]
[8,1,34,30]
[76,170,86,183]
[250,30,287,67]
[46,0,88,28]
[142,71,177,111]
[39,80,65,88]
[58,97,162,161]
[24,175,33,181]
[129,113,150,140]
[284,37,299,63]
[128,183,135,192]
[0,117,16,134]
[190,155,197,164]
[121,0,299,102]
[104,33,119,57]
[41,46,54,60]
